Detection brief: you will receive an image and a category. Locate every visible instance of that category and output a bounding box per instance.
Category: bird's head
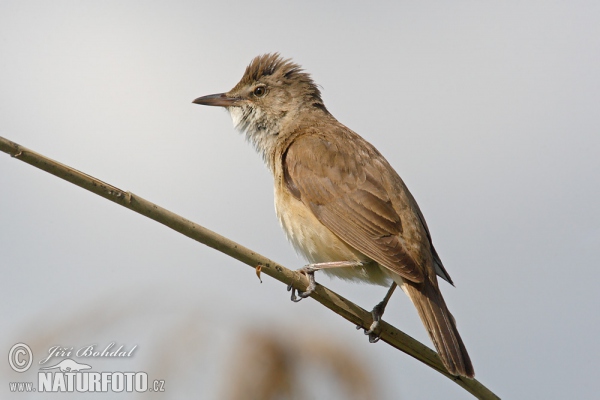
[193,53,328,166]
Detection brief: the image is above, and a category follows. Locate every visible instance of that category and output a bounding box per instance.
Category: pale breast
[274,182,391,286]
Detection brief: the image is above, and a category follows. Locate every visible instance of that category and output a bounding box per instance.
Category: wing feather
[283,132,426,283]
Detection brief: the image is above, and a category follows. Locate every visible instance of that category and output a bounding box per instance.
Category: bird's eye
[253,86,266,97]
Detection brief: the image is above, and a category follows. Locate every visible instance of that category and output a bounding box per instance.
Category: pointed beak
[192,93,239,107]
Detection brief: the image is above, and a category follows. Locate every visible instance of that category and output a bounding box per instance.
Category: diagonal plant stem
[0,136,499,400]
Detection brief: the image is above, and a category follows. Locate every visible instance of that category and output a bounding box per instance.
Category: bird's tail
[401,278,475,378]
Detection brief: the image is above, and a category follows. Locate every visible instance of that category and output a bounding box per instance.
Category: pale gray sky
[1,1,599,399]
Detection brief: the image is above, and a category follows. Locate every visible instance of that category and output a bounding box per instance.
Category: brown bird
[193,53,474,378]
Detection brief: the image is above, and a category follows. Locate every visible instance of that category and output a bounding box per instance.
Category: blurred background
[1,1,599,399]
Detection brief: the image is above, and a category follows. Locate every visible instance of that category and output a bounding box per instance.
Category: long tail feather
[401,279,474,378]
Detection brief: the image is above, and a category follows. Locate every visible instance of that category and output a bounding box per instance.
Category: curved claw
[357,320,381,343]
[287,284,312,302]
[291,294,303,303]
[287,284,301,302]
[287,267,317,303]
[368,333,381,343]
[297,290,312,301]
[355,327,381,343]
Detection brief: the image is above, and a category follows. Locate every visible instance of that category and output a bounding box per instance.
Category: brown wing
[283,130,425,283]
[416,209,453,285]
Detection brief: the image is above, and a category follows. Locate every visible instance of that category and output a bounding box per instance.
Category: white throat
[228,105,280,170]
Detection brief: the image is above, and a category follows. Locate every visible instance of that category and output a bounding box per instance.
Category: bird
[193,53,474,378]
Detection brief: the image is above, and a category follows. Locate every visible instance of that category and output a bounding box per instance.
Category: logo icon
[8,343,33,373]
[39,358,92,372]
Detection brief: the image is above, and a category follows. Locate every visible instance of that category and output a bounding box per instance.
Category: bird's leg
[356,282,397,343]
[287,261,366,302]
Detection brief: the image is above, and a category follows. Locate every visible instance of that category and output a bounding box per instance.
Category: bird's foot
[286,265,317,302]
[356,299,387,343]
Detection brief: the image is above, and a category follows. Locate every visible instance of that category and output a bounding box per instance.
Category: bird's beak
[192,93,239,107]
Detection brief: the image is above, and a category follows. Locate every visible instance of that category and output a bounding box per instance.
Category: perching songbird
[193,53,474,378]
